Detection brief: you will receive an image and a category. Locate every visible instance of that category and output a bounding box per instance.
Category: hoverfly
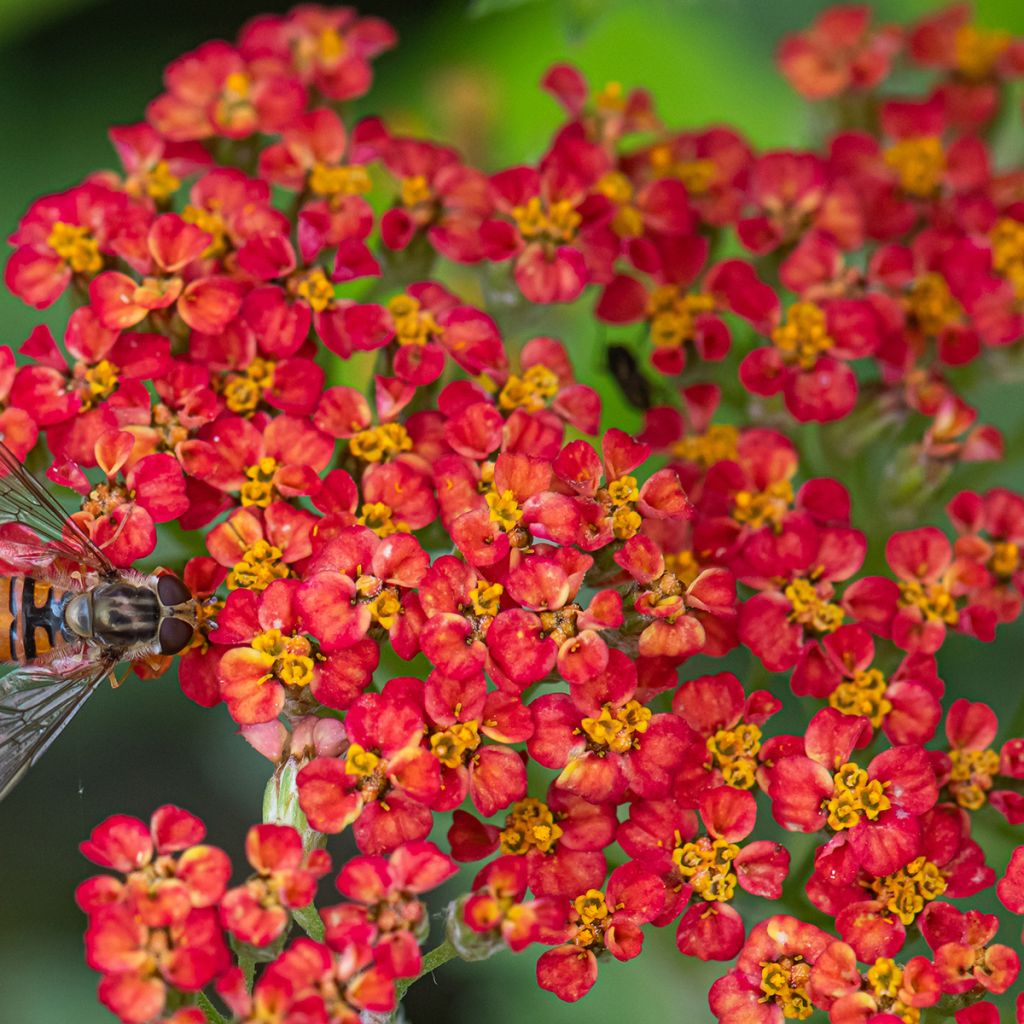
[0,440,196,800]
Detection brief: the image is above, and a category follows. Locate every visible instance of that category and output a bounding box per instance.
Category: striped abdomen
[0,576,76,664]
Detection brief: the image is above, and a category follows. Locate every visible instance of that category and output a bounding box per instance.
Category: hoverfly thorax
[0,440,198,799]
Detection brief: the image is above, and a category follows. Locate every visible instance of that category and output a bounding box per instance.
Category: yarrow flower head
[7,3,1024,1022]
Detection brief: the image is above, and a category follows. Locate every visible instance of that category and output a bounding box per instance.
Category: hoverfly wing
[0,658,112,801]
[0,440,115,576]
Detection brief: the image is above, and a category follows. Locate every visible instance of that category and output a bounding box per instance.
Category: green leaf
[291,903,325,942]
[196,992,228,1024]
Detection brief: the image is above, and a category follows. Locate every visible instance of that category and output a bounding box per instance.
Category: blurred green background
[4,0,1024,1021]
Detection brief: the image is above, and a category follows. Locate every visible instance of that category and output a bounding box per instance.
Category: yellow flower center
[664,549,701,588]
[47,221,103,274]
[990,540,1021,578]
[240,456,280,509]
[884,136,946,197]
[671,424,740,468]
[181,204,228,258]
[676,157,718,194]
[594,80,624,112]
[367,587,402,630]
[870,856,948,926]
[223,357,276,415]
[82,359,120,408]
[429,720,481,769]
[498,364,560,413]
[317,25,347,63]
[732,479,794,529]
[707,723,762,790]
[954,24,1011,79]
[580,700,651,754]
[250,627,315,688]
[607,475,639,507]
[510,196,580,243]
[485,489,523,531]
[949,746,1001,810]
[468,580,503,617]
[759,957,814,1020]
[611,507,643,541]
[309,162,372,198]
[349,422,412,463]
[227,539,289,592]
[499,798,564,855]
[829,668,893,729]
[784,578,844,634]
[223,71,251,100]
[400,174,433,208]
[991,217,1024,299]
[357,501,407,538]
[771,301,834,369]
[294,268,335,312]
[387,293,442,347]
[139,161,181,203]
[826,762,891,831]
[897,579,958,624]
[907,273,962,335]
[673,835,741,902]
[647,285,717,350]
[345,742,381,778]
[595,171,643,237]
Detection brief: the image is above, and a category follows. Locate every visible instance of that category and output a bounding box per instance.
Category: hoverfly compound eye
[157,574,191,607]
[158,617,194,655]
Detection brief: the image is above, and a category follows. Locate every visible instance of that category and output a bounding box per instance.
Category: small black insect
[606,344,653,411]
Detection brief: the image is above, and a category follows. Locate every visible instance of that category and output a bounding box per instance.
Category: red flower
[220,936,394,1024]
[85,904,229,1024]
[6,183,138,308]
[77,805,230,928]
[220,824,331,946]
[909,5,1024,131]
[323,841,456,979]
[671,671,781,797]
[948,487,1024,624]
[386,673,530,817]
[615,533,734,659]
[481,136,617,304]
[709,915,832,1024]
[808,941,941,1021]
[536,862,664,1002]
[147,41,306,142]
[843,526,995,653]
[528,649,692,803]
[768,707,938,876]
[921,901,1020,996]
[792,623,945,745]
[806,803,993,960]
[213,579,378,724]
[449,787,614,897]
[375,131,492,262]
[238,6,397,101]
[596,240,734,377]
[777,5,902,100]
[296,525,428,660]
[462,855,567,953]
[205,502,318,591]
[296,690,439,853]
[180,413,332,509]
[737,291,880,422]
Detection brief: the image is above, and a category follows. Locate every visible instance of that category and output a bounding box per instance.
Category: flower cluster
[7,2,1024,1022]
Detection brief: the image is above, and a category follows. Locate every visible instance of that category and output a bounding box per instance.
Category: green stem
[394,939,460,1003]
